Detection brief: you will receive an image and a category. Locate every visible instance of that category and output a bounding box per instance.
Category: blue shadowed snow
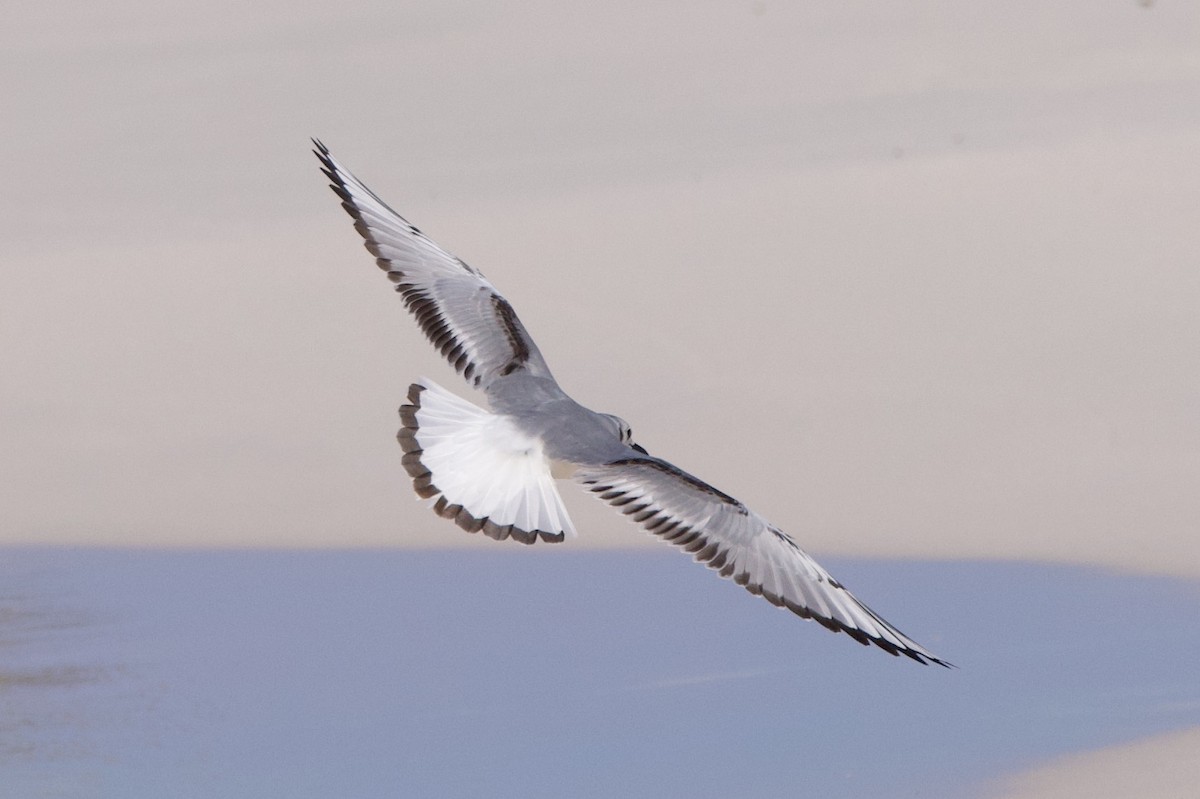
[1,548,1198,798]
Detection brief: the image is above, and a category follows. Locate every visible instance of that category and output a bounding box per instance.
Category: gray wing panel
[576,457,951,666]
[315,141,554,390]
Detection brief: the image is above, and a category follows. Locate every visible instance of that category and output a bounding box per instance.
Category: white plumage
[404,379,576,541]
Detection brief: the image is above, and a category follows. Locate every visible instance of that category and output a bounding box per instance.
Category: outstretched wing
[577,457,951,666]
[314,140,554,391]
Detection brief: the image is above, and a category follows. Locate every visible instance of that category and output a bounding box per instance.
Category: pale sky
[3,0,1198,578]
[4,3,1200,794]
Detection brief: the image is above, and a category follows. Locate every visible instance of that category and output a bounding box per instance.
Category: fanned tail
[398,380,575,544]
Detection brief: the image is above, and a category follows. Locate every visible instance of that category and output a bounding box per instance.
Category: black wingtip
[312,138,338,184]
[313,140,337,177]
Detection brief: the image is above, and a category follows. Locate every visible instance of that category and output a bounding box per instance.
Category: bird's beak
[631,443,648,455]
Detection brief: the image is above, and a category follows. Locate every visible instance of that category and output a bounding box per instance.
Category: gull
[314,140,950,667]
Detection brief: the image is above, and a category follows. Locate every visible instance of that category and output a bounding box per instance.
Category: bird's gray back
[488,373,628,466]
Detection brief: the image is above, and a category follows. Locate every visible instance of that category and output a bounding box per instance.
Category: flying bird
[314,140,950,667]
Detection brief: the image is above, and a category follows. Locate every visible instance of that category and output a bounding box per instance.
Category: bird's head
[601,413,648,455]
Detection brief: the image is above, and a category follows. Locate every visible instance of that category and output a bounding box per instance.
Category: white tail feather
[398,380,576,544]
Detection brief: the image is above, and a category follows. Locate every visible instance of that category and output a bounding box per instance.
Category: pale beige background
[3,1,1197,581]
[985,727,1200,799]
[3,3,1199,793]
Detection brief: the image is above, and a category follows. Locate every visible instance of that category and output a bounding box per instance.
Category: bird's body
[493,374,631,467]
[315,140,950,667]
